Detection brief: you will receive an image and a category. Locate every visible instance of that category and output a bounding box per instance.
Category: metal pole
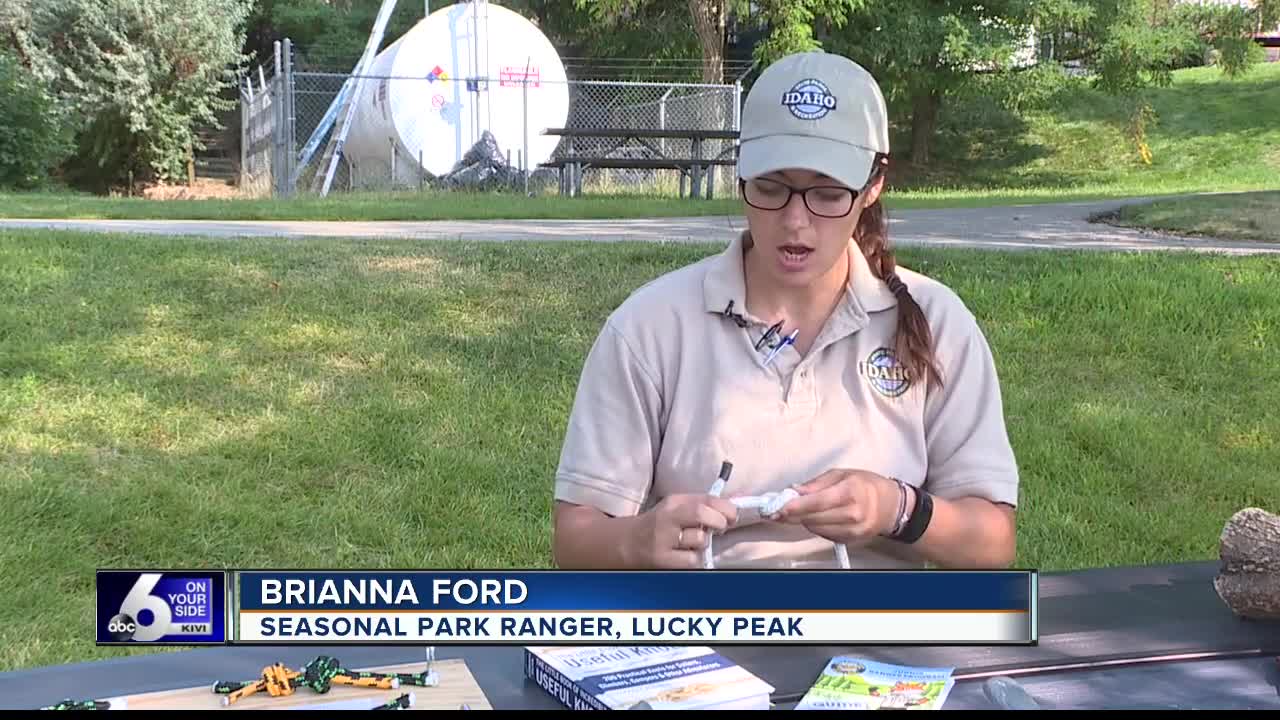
[659,87,673,156]
[239,84,248,190]
[733,80,742,182]
[484,0,492,135]
[273,41,283,197]
[282,38,295,197]
[522,59,530,196]
[470,0,484,149]
[733,80,742,131]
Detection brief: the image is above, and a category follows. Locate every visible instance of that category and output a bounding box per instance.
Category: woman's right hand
[625,494,739,569]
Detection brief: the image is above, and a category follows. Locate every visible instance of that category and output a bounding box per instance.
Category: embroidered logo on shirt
[859,348,911,397]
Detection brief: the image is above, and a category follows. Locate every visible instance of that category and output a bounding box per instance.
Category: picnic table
[3,561,1279,710]
[540,127,740,200]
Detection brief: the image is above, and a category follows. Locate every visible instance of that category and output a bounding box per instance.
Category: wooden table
[105,658,488,711]
[3,561,1278,710]
[541,127,740,199]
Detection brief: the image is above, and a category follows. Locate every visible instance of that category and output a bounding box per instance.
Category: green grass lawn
[905,63,1280,196]
[0,190,746,221]
[3,230,1279,671]
[0,184,1256,222]
[1101,191,1280,243]
[3,64,1277,221]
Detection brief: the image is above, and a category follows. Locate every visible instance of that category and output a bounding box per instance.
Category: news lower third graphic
[231,570,1038,646]
[93,569,1038,646]
[96,570,229,645]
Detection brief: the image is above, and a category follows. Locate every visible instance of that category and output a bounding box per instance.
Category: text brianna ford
[258,578,527,606]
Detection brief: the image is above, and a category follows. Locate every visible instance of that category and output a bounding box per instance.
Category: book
[523,646,775,710]
[794,657,956,710]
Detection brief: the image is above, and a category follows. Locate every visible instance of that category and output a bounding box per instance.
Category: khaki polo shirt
[555,233,1019,569]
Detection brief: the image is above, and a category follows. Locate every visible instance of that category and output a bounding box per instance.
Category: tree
[688,0,730,82]
[1031,0,1274,165]
[0,50,75,188]
[249,0,426,71]
[1175,0,1280,77]
[1033,0,1277,92]
[822,0,1039,166]
[248,0,699,79]
[748,0,863,67]
[1074,0,1200,96]
[816,0,1274,168]
[529,0,703,80]
[574,0,869,84]
[8,0,252,190]
[576,0,739,82]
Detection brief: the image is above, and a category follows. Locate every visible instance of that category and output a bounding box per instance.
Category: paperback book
[523,646,775,710]
[794,656,956,710]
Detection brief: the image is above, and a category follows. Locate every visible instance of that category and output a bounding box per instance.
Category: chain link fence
[238,40,295,198]
[551,80,740,196]
[238,62,276,197]
[241,38,744,199]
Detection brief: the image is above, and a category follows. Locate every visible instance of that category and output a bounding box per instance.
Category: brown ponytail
[853,198,944,394]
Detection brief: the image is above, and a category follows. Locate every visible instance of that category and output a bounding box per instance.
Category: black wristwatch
[890,487,933,544]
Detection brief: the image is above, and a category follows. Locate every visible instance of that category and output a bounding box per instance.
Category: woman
[551,51,1019,570]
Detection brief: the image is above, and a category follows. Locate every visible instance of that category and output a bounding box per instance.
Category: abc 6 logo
[108,613,138,641]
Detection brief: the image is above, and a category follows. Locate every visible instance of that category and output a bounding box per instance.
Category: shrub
[0,51,75,189]
[11,0,252,191]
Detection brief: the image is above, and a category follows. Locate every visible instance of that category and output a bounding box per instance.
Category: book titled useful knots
[523,645,775,710]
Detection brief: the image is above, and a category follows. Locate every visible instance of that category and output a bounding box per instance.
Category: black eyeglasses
[739,177,858,218]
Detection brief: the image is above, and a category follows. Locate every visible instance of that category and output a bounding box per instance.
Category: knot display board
[109,658,490,710]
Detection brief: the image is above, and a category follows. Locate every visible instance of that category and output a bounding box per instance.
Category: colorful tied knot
[212,647,439,707]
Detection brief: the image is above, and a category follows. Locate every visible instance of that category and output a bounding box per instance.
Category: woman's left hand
[771,469,902,546]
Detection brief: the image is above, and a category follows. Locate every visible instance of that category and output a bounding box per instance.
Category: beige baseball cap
[737,51,890,192]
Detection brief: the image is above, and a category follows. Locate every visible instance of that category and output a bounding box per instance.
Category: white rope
[420,646,440,687]
[730,488,800,516]
[704,472,729,569]
[705,487,851,569]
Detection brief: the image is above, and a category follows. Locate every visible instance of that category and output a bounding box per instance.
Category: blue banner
[235,570,1033,612]
[96,570,228,645]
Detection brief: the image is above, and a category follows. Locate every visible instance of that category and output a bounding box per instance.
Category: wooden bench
[538,157,738,199]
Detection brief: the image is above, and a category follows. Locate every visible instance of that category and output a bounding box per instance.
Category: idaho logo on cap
[781,78,838,120]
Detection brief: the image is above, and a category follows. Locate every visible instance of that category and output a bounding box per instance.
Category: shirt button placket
[796,365,817,408]
[782,362,807,407]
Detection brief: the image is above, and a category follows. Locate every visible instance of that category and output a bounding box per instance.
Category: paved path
[3,197,1278,255]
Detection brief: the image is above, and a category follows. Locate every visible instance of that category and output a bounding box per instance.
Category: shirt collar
[702,231,898,329]
[847,239,899,314]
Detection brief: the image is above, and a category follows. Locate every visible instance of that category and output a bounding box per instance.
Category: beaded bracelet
[886,477,911,538]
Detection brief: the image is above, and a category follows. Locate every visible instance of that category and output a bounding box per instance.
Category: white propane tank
[342,1,570,184]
